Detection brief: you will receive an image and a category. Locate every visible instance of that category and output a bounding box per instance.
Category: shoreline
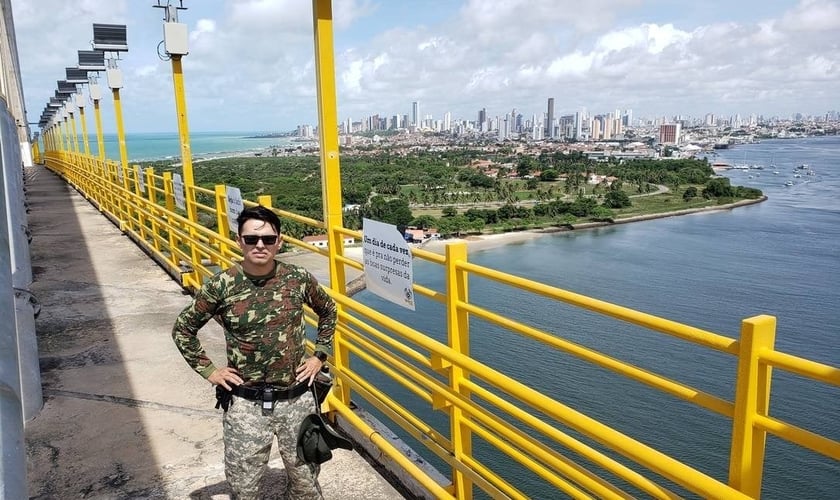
[282,196,766,292]
[417,196,767,255]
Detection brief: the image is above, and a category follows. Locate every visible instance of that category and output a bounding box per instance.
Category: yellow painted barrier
[37,1,839,496]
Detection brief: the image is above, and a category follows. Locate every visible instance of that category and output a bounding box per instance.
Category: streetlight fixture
[65,67,91,157]
[57,81,79,156]
[92,23,129,188]
[77,50,107,162]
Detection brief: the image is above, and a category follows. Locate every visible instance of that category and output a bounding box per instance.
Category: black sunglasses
[241,234,279,245]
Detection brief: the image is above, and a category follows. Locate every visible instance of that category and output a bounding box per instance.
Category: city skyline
[12,0,840,134]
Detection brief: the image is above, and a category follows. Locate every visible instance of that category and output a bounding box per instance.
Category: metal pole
[312,0,346,293]
[78,103,90,156]
[69,110,79,156]
[112,88,129,190]
[170,55,196,223]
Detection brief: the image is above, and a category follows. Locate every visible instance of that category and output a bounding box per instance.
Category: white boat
[785,181,794,187]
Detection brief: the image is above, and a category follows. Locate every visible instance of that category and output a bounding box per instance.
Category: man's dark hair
[236,205,282,235]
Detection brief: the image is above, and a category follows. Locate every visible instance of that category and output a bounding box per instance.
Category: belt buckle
[261,386,274,415]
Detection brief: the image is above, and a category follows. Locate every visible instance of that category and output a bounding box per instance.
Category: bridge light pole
[77,50,107,164]
[57,81,79,157]
[65,67,91,157]
[154,0,197,224]
[92,23,129,190]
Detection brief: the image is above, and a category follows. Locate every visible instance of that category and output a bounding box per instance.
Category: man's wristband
[313,351,328,363]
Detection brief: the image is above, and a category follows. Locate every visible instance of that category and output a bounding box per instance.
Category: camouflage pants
[223,390,322,500]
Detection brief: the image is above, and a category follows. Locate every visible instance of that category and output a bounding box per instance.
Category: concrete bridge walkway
[24,165,402,499]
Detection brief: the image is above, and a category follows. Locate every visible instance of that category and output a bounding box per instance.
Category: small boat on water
[785,181,794,187]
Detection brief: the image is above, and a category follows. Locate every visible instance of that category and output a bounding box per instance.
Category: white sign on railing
[173,173,185,210]
[226,186,244,234]
[363,218,415,311]
[136,166,146,194]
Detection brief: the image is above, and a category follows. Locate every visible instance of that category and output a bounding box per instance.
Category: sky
[10,0,840,133]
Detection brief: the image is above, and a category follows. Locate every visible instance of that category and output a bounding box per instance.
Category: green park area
[149,149,763,240]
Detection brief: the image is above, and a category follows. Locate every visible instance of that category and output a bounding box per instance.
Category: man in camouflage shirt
[172,205,337,500]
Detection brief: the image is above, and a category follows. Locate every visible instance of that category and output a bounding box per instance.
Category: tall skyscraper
[443,111,451,132]
[412,101,420,127]
[546,98,555,138]
[478,108,487,129]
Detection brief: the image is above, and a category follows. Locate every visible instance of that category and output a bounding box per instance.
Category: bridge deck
[24,165,402,499]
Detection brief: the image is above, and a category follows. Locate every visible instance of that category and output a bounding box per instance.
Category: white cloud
[12,0,840,133]
[779,0,840,31]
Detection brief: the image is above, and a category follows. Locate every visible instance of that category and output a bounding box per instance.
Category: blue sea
[351,136,840,499]
[85,131,294,162]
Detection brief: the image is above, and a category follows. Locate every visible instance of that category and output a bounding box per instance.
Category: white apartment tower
[412,101,420,127]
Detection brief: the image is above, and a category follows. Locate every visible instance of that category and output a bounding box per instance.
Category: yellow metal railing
[34,1,839,498]
[41,144,840,499]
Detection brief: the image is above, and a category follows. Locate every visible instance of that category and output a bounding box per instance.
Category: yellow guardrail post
[132,164,145,235]
[444,241,473,499]
[257,194,272,208]
[163,172,175,213]
[31,140,40,164]
[729,314,777,498]
[146,167,161,253]
[215,184,230,259]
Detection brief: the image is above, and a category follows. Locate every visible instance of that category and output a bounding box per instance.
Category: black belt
[231,382,308,401]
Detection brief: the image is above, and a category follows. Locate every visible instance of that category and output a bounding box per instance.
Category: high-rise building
[546,97,555,138]
[443,111,451,132]
[603,114,612,140]
[659,123,681,144]
[412,101,420,127]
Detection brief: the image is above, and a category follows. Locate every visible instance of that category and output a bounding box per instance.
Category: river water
[353,136,840,499]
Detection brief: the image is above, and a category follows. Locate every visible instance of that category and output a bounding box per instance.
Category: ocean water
[80,131,294,162]
[352,136,840,498]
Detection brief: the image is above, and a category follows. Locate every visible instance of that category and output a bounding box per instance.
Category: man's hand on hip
[208,367,243,391]
[295,357,324,386]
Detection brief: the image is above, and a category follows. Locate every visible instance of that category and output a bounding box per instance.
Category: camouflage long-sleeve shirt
[172,260,337,386]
